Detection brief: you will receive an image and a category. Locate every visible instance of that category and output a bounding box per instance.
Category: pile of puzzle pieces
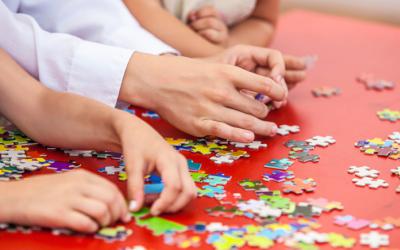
[165,137,266,165]
[355,132,400,160]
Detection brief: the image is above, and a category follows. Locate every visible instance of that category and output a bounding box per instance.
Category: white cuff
[68,41,133,107]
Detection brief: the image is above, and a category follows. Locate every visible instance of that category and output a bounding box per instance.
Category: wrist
[119,52,158,110]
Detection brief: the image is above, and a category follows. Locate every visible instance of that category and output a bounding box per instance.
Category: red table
[1,10,400,250]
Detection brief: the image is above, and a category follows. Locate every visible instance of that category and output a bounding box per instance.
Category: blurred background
[281,0,400,25]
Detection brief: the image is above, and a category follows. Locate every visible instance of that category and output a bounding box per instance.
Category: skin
[124,0,307,94]
[119,46,288,142]
[0,49,197,232]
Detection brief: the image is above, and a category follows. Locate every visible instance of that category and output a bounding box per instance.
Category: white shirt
[0,0,176,107]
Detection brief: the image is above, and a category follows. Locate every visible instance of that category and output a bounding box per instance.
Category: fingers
[72,198,111,227]
[215,107,278,137]
[166,156,197,213]
[230,67,286,101]
[285,70,307,88]
[192,6,220,19]
[284,55,307,71]
[221,90,269,119]
[150,156,182,216]
[124,151,146,213]
[190,17,225,32]
[198,119,255,142]
[80,181,128,225]
[64,211,98,233]
[198,29,223,44]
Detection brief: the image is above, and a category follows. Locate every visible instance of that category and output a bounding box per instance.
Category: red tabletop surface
[1,10,400,250]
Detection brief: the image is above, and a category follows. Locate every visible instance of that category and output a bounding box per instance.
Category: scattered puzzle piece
[352,177,389,189]
[306,136,336,147]
[312,86,341,97]
[277,125,300,136]
[360,231,389,249]
[348,165,379,178]
[283,178,317,195]
[265,158,293,170]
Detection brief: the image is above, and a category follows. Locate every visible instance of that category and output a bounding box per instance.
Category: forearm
[0,50,127,152]
[123,0,222,57]
[228,18,276,47]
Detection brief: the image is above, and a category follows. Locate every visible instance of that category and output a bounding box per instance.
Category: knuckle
[169,182,182,193]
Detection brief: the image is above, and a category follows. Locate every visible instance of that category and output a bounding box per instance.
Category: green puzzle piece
[191,172,208,182]
[259,190,295,214]
[131,208,187,236]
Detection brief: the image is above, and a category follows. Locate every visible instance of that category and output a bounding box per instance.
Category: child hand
[0,170,129,233]
[188,6,229,45]
[113,113,197,216]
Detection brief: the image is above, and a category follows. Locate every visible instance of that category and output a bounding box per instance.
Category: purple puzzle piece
[263,170,294,182]
[48,161,79,173]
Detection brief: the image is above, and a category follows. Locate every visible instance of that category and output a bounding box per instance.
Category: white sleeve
[17,0,178,55]
[0,2,134,107]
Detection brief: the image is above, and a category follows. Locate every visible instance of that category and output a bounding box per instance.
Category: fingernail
[273,75,283,84]
[270,124,278,136]
[129,200,138,211]
[274,101,283,109]
[243,131,254,141]
[123,213,132,223]
[151,209,160,216]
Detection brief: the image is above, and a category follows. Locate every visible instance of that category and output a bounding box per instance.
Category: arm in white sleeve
[0,2,134,107]
[17,0,178,55]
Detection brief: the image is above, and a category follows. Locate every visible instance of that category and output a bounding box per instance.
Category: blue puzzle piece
[264,158,293,170]
[187,159,201,172]
[198,185,225,198]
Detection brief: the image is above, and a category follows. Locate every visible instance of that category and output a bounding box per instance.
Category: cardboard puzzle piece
[334,215,370,230]
[230,141,267,150]
[377,109,400,122]
[391,166,400,178]
[352,177,389,189]
[348,165,379,178]
[203,174,231,186]
[306,198,343,212]
[259,191,295,213]
[283,178,317,195]
[360,231,389,249]
[277,125,300,136]
[142,111,160,119]
[132,208,187,236]
[187,159,201,172]
[263,170,294,182]
[289,151,320,163]
[95,226,132,243]
[327,233,356,248]
[389,132,400,143]
[306,136,336,147]
[210,155,234,164]
[63,150,94,157]
[98,165,125,175]
[357,73,396,91]
[239,179,269,192]
[198,185,225,198]
[47,161,80,173]
[312,86,341,97]
[265,158,293,170]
